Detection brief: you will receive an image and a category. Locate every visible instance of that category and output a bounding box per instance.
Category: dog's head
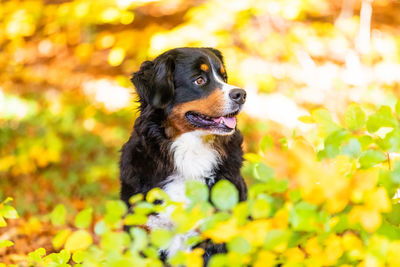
[132,47,246,136]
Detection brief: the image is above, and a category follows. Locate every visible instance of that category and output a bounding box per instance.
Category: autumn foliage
[2,0,400,266]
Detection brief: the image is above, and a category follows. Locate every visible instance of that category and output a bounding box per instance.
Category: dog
[119,47,247,263]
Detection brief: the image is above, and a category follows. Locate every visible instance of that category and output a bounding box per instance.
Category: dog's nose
[229,88,246,105]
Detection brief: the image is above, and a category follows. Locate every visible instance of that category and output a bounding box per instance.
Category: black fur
[119,47,247,265]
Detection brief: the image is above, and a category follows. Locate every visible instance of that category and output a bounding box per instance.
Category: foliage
[0,198,18,251]
[3,102,399,266]
[2,0,400,265]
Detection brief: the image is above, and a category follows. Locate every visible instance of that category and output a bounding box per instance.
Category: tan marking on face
[200,64,209,71]
[220,65,225,75]
[167,90,226,137]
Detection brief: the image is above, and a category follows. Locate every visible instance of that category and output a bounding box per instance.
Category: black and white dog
[119,47,247,261]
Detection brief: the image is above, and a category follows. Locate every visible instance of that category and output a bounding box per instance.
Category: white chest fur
[162,131,219,203]
[170,131,219,182]
[148,131,220,256]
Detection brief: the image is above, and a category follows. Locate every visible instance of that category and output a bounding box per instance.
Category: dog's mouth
[185,110,239,133]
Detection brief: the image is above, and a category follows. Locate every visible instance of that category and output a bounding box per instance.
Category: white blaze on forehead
[211,65,237,113]
[211,65,237,94]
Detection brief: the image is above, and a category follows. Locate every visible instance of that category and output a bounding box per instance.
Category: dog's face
[132,47,246,136]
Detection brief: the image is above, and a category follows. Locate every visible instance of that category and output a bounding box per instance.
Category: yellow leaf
[351,168,379,202]
[53,229,72,250]
[323,234,343,265]
[305,237,322,256]
[360,209,381,233]
[270,209,288,229]
[241,219,271,246]
[253,250,276,267]
[202,219,238,243]
[64,230,92,252]
[364,187,391,212]
[108,47,125,66]
[243,153,263,163]
[298,115,315,124]
[0,216,6,227]
[284,247,305,263]
[342,232,363,258]
[186,248,204,267]
[388,241,400,267]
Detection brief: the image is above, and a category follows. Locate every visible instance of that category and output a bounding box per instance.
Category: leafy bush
[0,198,18,252]
[16,103,400,266]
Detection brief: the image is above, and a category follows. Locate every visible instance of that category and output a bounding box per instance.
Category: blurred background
[1,0,400,256]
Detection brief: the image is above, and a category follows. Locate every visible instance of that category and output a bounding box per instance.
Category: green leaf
[211,180,239,211]
[146,188,170,203]
[289,189,301,202]
[208,254,229,267]
[129,193,144,205]
[94,220,108,235]
[0,205,18,219]
[358,135,374,149]
[201,212,231,232]
[72,250,86,264]
[342,138,361,158]
[382,129,400,152]
[385,203,400,226]
[359,149,387,169]
[50,204,66,226]
[378,170,397,197]
[311,108,341,136]
[322,129,349,158]
[150,229,173,248]
[105,200,127,224]
[265,178,289,194]
[130,227,148,251]
[250,198,271,219]
[28,247,46,262]
[1,197,13,205]
[75,208,93,229]
[244,153,263,163]
[43,250,71,264]
[169,251,186,267]
[0,240,14,248]
[366,105,397,133]
[186,180,209,203]
[289,202,318,232]
[395,100,400,118]
[106,200,127,217]
[345,104,366,131]
[253,163,274,182]
[227,236,251,254]
[259,135,274,153]
[64,230,93,252]
[52,229,72,250]
[143,246,159,259]
[101,231,130,252]
[124,213,148,225]
[391,161,400,184]
[264,229,290,250]
[376,220,400,240]
[233,202,249,226]
[133,202,155,215]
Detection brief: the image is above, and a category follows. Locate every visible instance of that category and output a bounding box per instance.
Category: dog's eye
[194,77,206,86]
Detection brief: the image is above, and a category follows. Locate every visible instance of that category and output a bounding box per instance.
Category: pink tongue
[212,116,237,129]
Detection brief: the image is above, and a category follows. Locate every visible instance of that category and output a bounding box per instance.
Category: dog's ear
[131,55,175,108]
[204,47,224,65]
